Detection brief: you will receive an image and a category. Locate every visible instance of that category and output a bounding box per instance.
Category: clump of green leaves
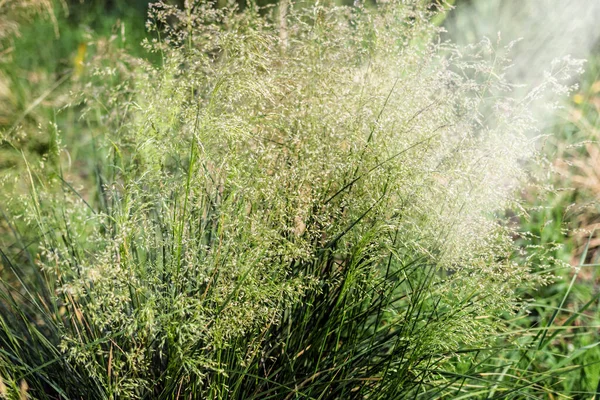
[0,0,583,398]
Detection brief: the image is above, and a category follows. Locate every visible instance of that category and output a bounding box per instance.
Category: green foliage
[0,0,585,398]
[0,0,152,181]
[440,2,600,394]
[509,55,600,397]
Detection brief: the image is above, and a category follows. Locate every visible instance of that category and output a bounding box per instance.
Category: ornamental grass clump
[0,0,582,398]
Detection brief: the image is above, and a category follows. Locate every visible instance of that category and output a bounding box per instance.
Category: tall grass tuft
[0,0,583,398]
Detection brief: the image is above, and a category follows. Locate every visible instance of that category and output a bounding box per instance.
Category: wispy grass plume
[0,0,582,398]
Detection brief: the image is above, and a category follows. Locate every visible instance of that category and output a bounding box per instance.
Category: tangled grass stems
[0,0,585,398]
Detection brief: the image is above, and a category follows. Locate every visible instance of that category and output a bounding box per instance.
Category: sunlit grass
[0,0,592,398]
